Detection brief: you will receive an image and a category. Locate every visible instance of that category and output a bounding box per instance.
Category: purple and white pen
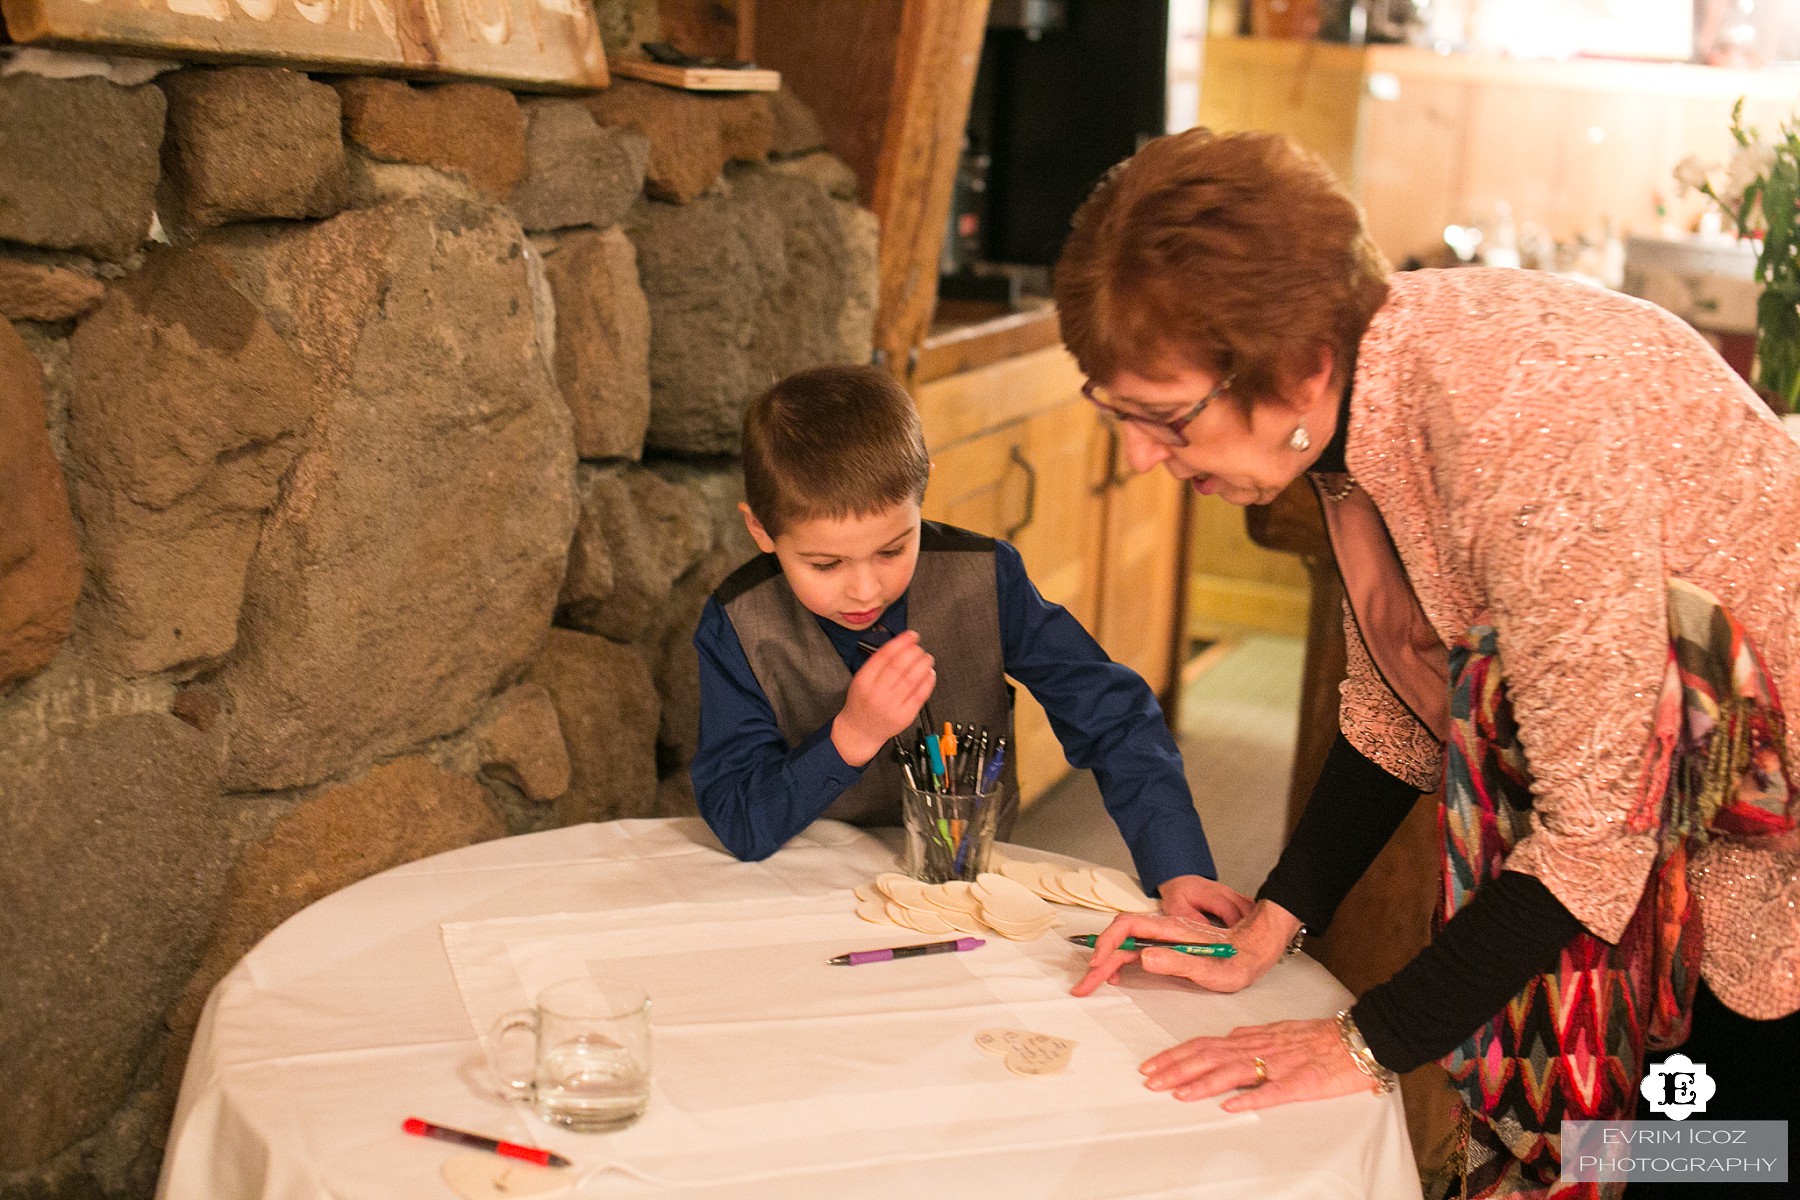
[828,937,985,966]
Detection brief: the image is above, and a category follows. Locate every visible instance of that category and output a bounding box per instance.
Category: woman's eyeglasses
[1080,374,1234,448]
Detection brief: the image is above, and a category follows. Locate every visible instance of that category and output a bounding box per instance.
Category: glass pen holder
[901,781,1002,884]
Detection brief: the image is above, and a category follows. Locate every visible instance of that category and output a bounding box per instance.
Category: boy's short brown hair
[1054,128,1390,404]
[741,364,931,537]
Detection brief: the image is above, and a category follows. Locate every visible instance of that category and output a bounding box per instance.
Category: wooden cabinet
[1195,36,1800,266]
[914,337,1186,807]
[1095,441,1186,700]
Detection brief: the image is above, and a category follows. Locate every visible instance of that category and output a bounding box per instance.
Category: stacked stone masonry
[0,47,876,1200]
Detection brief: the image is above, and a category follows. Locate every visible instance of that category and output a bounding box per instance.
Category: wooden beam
[870,0,990,368]
[756,1,990,370]
[0,0,609,91]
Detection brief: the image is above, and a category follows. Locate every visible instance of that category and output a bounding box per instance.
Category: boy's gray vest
[716,522,1021,835]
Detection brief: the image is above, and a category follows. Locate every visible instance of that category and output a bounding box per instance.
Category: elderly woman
[1058,129,1799,1198]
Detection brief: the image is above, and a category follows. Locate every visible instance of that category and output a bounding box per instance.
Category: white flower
[1722,141,1778,205]
[1672,155,1718,196]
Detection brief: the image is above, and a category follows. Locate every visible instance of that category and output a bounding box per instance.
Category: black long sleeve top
[1257,734,1585,1073]
[1252,388,1583,1073]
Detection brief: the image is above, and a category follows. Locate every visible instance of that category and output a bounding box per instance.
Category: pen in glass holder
[898,724,1003,884]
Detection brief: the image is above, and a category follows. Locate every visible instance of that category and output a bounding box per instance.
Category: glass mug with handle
[492,976,652,1132]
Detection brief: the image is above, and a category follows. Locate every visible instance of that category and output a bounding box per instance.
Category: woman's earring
[1288,424,1313,453]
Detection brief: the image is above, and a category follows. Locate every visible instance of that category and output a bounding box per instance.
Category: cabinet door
[1006,400,1109,805]
[1095,437,1185,701]
[916,352,1107,807]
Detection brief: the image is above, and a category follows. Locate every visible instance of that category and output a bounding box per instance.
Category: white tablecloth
[157,818,1421,1199]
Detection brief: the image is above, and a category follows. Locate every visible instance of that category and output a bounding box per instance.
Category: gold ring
[1252,1056,1269,1086]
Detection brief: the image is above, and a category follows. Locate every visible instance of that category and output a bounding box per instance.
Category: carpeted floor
[1010,634,1304,898]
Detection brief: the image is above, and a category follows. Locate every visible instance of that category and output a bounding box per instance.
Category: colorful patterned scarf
[1434,580,1791,1199]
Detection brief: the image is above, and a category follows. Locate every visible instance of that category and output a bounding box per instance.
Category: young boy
[690,364,1249,923]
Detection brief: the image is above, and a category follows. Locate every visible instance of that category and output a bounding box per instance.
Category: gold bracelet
[1333,1009,1399,1095]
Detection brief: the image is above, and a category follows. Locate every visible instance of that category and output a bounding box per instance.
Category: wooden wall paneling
[1197,38,1364,189]
[1241,42,1366,189]
[752,1,904,203]
[1684,90,1796,161]
[1358,73,1470,266]
[1457,82,1566,247]
[1194,42,1257,131]
[1203,37,1800,266]
[1548,89,1678,244]
[1668,91,1751,181]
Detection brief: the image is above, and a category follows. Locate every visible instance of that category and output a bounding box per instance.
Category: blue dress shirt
[690,538,1216,890]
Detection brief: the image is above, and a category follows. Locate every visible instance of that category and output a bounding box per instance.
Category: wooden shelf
[608,57,781,92]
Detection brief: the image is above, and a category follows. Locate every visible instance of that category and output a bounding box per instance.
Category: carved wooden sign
[0,0,609,90]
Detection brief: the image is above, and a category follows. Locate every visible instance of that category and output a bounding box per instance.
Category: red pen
[402,1117,572,1169]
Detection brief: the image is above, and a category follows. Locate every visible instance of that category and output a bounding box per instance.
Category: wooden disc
[442,1152,569,1199]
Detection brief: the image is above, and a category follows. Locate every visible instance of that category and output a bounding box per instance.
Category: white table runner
[442,898,1256,1189]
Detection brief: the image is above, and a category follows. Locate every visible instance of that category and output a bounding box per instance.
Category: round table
[157,818,1420,1199]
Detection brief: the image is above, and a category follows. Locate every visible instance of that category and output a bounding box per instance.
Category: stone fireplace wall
[0,44,875,1198]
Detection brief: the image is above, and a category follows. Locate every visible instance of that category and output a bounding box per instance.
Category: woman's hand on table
[1069,900,1301,998]
[1157,875,1253,926]
[1140,1017,1378,1111]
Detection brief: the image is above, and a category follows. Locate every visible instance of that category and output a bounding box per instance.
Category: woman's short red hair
[1054,128,1390,403]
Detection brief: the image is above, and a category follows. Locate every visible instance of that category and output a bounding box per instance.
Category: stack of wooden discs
[850,856,1159,942]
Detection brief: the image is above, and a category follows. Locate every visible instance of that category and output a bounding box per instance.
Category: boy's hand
[1158,875,1254,927]
[831,630,936,767]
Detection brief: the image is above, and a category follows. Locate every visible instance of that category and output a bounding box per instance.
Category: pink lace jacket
[1339,269,1800,1019]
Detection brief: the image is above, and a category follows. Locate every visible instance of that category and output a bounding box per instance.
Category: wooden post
[755,0,991,372]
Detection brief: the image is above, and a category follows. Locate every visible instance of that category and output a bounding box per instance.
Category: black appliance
[944,0,1172,284]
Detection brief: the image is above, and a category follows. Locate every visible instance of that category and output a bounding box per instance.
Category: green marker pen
[1066,934,1237,958]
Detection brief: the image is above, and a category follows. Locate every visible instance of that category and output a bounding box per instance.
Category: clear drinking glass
[901,781,1003,884]
[493,976,651,1132]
